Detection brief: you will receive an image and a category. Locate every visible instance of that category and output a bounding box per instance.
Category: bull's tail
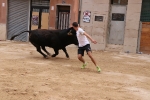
[10,31,31,40]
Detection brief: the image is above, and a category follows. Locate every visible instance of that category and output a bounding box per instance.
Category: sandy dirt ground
[0,41,150,100]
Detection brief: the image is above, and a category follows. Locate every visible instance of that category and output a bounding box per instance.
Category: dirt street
[0,41,150,100]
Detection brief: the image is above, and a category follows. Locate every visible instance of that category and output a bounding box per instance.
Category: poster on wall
[32,15,39,25]
[83,10,91,23]
[62,0,66,4]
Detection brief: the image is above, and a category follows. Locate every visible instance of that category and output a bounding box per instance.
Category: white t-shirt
[76,28,90,47]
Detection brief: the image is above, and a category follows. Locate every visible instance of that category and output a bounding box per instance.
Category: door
[31,7,49,30]
[108,5,126,45]
[140,22,150,54]
[31,8,39,30]
[56,6,70,29]
[139,0,150,54]
[41,9,49,29]
[7,0,30,41]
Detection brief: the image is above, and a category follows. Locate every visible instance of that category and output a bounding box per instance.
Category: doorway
[30,0,50,30]
[56,6,70,29]
[108,0,128,45]
[31,7,49,30]
[139,0,150,54]
[108,5,126,45]
[7,0,30,41]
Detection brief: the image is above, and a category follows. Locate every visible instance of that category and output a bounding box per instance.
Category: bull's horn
[68,31,72,35]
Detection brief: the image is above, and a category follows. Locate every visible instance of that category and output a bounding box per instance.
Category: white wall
[80,0,110,50]
[80,0,143,53]
[123,0,142,53]
[0,24,6,40]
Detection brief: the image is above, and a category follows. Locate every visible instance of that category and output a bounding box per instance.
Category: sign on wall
[83,10,91,23]
[51,6,54,10]
[32,15,39,25]
[62,0,66,4]
[2,3,5,7]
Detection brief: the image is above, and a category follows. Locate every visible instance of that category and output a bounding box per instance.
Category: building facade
[0,0,7,40]
[49,0,79,29]
[0,0,150,54]
[79,0,150,53]
[0,0,79,41]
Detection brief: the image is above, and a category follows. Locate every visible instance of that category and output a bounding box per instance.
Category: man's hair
[72,22,78,27]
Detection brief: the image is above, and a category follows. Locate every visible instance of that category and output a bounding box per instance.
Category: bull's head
[66,27,78,46]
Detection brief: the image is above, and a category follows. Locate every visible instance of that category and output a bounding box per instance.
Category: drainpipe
[78,0,82,25]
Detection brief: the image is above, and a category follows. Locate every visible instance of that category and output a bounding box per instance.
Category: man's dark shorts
[78,44,92,56]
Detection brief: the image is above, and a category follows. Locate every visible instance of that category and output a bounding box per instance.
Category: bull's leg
[62,48,69,58]
[36,46,48,58]
[31,42,48,58]
[34,46,47,58]
[41,46,51,56]
[52,48,59,57]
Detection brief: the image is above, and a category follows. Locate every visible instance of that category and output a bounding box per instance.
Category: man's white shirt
[76,28,90,47]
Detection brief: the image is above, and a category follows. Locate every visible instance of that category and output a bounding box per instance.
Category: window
[112,13,125,21]
[140,0,150,22]
[32,0,50,6]
[111,0,128,5]
[95,16,103,21]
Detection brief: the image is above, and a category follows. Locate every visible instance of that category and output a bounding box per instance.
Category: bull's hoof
[66,55,69,58]
[52,54,56,57]
[44,55,49,59]
[66,57,70,60]
[47,53,51,56]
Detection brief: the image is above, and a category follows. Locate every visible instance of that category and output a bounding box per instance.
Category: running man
[72,22,101,72]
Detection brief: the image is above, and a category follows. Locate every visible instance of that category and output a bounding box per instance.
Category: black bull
[10,27,78,58]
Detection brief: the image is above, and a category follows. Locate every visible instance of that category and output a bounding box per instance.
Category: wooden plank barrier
[140,22,150,54]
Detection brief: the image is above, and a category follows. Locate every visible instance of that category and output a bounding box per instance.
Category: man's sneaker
[96,66,101,72]
[81,62,87,69]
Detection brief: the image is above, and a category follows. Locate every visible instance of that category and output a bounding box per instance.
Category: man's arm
[83,32,97,44]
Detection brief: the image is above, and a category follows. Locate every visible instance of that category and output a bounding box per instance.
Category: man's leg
[87,51,101,72]
[78,48,87,69]
[87,51,97,66]
[85,44,97,66]
[78,54,85,63]
[78,54,87,69]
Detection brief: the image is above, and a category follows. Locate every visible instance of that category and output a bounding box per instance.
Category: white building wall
[123,0,142,53]
[80,0,142,53]
[80,0,110,50]
[0,24,6,40]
